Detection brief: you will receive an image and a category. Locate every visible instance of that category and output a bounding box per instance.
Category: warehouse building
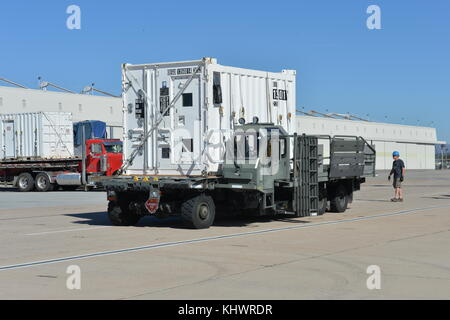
[297,114,444,170]
[0,85,122,139]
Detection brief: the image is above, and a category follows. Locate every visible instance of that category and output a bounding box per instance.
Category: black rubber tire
[348,191,354,204]
[35,173,54,192]
[17,173,35,192]
[318,191,327,215]
[181,194,216,229]
[61,185,79,191]
[330,185,348,213]
[107,201,140,226]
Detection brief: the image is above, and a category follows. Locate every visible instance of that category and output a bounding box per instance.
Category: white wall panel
[297,116,439,170]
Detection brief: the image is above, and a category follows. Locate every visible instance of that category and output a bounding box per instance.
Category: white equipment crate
[122,58,296,176]
[0,112,74,160]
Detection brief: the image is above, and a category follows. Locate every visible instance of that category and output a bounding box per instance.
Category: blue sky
[1,0,449,141]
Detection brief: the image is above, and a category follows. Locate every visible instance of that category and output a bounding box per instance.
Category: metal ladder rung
[294,135,319,217]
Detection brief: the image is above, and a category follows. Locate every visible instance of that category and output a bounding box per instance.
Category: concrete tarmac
[0,170,449,299]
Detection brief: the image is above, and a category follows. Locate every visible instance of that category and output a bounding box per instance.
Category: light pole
[445,145,449,170]
[441,145,446,170]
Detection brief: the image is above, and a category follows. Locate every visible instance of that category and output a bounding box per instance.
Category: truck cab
[84,139,123,176]
[222,123,291,190]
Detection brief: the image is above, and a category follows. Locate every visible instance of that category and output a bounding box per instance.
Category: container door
[2,121,15,159]
[156,79,172,171]
[122,68,148,174]
[169,76,202,170]
[123,64,204,175]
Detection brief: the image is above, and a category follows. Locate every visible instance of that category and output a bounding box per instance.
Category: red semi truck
[0,117,122,192]
[0,138,123,192]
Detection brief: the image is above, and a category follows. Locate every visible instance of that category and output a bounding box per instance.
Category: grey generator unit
[121,57,297,176]
[0,112,74,160]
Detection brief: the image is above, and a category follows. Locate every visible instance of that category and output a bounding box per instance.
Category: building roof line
[0,85,120,100]
[0,78,28,89]
[297,114,436,130]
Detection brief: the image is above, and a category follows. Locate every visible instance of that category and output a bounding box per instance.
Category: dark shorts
[393,178,402,188]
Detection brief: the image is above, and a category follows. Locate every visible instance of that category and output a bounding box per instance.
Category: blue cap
[392,151,400,157]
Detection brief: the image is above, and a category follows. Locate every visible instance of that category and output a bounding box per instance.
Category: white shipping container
[0,112,74,160]
[122,57,296,176]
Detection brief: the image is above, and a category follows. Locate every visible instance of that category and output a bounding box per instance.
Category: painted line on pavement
[24,226,111,236]
[1,204,450,271]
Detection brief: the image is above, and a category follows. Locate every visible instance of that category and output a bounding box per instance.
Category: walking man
[388,151,406,202]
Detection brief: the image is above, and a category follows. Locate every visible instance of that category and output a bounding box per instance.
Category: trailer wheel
[330,185,348,213]
[318,190,327,215]
[17,173,35,192]
[181,194,216,229]
[107,201,140,226]
[35,173,54,192]
[348,191,353,203]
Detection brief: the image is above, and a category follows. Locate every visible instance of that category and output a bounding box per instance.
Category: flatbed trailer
[0,157,81,169]
[102,123,376,228]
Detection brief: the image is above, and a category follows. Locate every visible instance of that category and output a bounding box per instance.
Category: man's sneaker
[391,198,399,202]
[398,198,404,202]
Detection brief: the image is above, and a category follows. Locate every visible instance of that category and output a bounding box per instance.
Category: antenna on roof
[310,110,337,119]
[348,114,369,122]
[0,77,28,89]
[81,83,119,97]
[328,113,350,120]
[297,110,315,116]
[297,108,370,121]
[37,77,75,94]
[296,107,316,116]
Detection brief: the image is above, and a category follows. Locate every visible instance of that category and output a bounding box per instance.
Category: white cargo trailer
[0,112,74,160]
[122,57,297,176]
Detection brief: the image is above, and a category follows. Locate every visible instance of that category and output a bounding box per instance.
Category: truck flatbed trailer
[101,123,376,229]
[0,139,123,192]
[0,158,81,169]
